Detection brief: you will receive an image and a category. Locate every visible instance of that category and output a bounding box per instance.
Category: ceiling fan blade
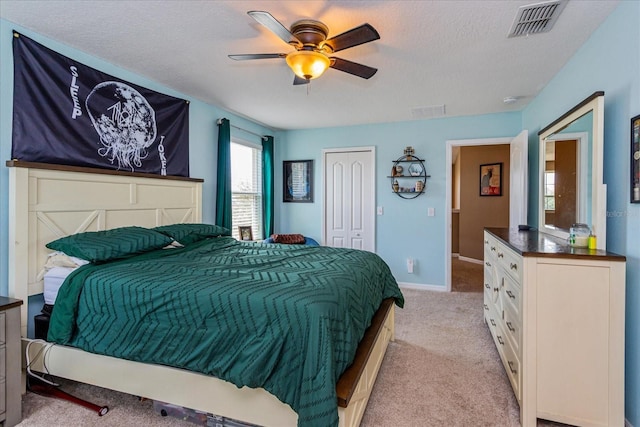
[228,53,286,61]
[324,24,380,53]
[293,75,310,85]
[330,57,377,79]
[248,11,301,46]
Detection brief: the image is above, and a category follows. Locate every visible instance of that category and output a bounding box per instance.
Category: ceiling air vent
[411,104,446,119]
[508,0,567,38]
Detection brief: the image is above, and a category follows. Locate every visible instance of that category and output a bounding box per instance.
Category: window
[231,140,263,240]
[544,171,555,211]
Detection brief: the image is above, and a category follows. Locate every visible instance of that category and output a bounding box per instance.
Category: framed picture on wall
[631,114,640,203]
[238,226,253,241]
[479,162,502,196]
[283,160,313,203]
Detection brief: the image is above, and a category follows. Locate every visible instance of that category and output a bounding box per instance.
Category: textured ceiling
[0,0,619,130]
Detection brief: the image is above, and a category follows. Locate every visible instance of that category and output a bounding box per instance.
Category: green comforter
[48,237,404,427]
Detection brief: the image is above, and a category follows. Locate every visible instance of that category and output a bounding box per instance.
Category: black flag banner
[11,32,189,176]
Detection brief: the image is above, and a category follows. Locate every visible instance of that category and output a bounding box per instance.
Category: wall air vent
[508,0,567,38]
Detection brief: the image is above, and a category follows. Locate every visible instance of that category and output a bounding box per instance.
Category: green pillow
[153,223,230,245]
[46,226,174,263]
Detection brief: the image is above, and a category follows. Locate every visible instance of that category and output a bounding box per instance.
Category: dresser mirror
[538,91,606,249]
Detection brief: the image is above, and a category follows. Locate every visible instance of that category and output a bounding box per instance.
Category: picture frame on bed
[283,160,313,203]
[479,162,503,196]
[238,226,253,241]
[631,114,640,203]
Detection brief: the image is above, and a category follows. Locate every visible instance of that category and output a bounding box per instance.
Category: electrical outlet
[407,258,414,273]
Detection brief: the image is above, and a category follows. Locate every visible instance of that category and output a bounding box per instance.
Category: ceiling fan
[229,11,380,85]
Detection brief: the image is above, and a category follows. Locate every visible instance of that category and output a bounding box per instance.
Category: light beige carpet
[18,289,567,426]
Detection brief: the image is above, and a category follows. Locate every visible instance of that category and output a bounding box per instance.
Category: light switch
[428,207,435,217]
[377,206,384,215]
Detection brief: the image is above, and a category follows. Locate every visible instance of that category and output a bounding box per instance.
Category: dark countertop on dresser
[485,228,626,261]
[0,297,23,311]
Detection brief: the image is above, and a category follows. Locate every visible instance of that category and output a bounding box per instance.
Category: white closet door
[324,149,375,252]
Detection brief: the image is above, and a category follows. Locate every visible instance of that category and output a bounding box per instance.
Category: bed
[7,161,403,427]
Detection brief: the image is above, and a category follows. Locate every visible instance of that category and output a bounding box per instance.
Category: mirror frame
[538,91,606,249]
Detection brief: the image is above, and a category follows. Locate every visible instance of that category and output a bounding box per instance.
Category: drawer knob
[506,290,515,299]
[510,263,518,271]
[484,239,489,244]
[491,246,496,251]
[485,261,491,267]
[508,361,518,374]
[506,321,515,332]
[497,335,505,345]
[493,287,499,293]
[484,304,489,311]
[490,319,496,326]
[484,283,490,289]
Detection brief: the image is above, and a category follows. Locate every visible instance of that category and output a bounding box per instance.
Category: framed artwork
[479,162,502,196]
[632,114,640,203]
[283,160,313,203]
[238,226,253,241]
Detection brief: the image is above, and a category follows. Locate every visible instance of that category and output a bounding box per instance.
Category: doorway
[445,131,528,292]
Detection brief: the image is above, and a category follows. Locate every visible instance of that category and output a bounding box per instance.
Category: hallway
[451,257,483,292]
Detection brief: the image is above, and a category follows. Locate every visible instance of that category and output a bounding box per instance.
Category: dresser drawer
[501,272,521,318]
[0,342,5,416]
[496,243,522,285]
[501,334,521,402]
[503,303,521,353]
[485,302,501,334]
[0,312,5,343]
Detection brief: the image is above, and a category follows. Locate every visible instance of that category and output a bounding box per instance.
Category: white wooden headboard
[7,161,203,336]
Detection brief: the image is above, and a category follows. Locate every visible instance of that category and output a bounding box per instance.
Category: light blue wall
[275,114,521,285]
[522,1,640,424]
[0,20,272,300]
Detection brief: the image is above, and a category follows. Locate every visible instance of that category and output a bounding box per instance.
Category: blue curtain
[262,136,274,238]
[215,119,232,230]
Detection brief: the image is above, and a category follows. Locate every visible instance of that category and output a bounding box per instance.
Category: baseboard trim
[458,255,483,265]
[398,282,447,292]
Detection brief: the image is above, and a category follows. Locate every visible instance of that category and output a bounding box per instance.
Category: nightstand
[0,297,23,427]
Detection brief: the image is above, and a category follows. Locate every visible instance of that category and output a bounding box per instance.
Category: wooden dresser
[0,297,23,427]
[483,228,625,427]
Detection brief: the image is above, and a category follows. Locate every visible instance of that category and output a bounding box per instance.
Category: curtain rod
[217,118,267,141]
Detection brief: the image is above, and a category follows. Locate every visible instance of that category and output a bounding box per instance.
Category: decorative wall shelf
[389,152,430,199]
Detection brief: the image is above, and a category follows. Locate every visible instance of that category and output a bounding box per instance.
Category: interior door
[554,139,578,230]
[323,149,375,251]
[509,130,528,229]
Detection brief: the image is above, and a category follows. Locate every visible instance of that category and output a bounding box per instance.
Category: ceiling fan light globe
[286,50,330,80]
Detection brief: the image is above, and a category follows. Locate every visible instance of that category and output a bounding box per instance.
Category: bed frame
[7,161,395,427]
